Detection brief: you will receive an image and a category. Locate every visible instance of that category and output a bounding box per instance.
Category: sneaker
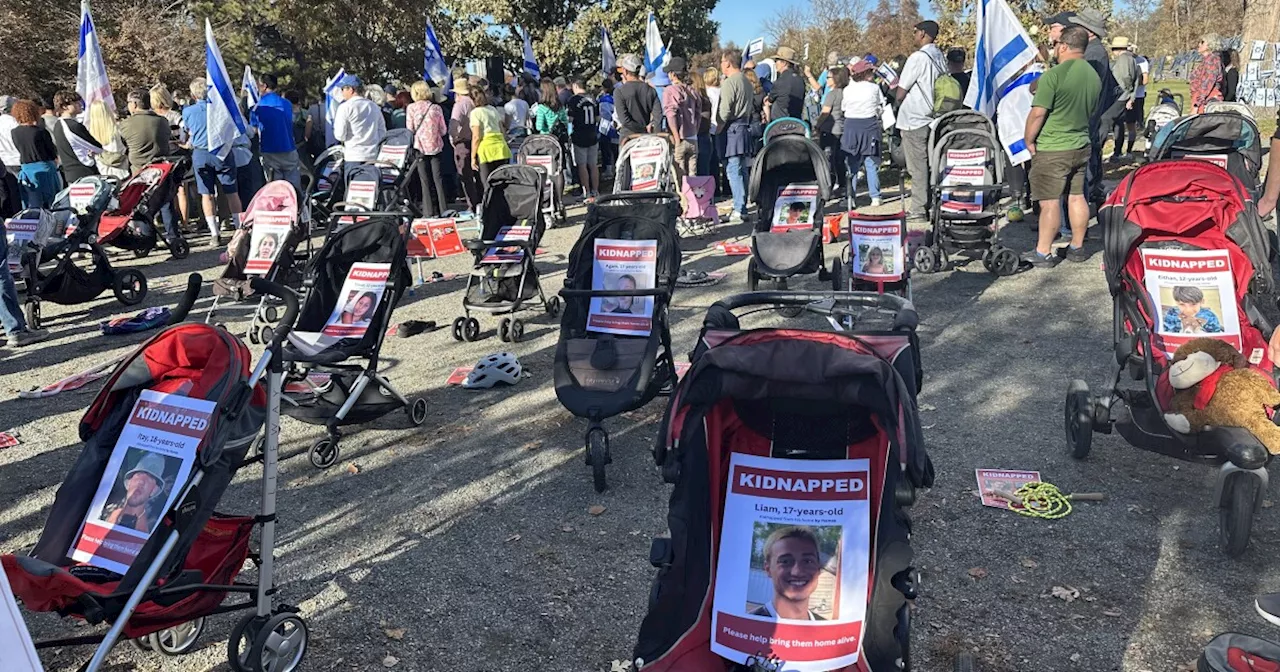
[1257,593,1280,627]
[9,328,49,347]
[1063,245,1091,263]
[870,197,882,207]
[906,212,928,225]
[726,211,744,224]
[209,233,222,247]
[1019,249,1061,269]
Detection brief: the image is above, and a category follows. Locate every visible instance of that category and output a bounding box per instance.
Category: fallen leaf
[519,440,544,451]
[1070,653,1081,663]
[1103,609,1122,617]
[610,660,633,672]
[346,463,361,475]
[1265,500,1275,509]
[588,505,607,516]
[383,628,405,641]
[1083,596,1097,602]
[919,403,937,411]
[1051,585,1080,603]
[561,524,575,532]
[382,655,399,667]
[968,567,988,580]
[505,534,521,543]
[1021,558,1038,569]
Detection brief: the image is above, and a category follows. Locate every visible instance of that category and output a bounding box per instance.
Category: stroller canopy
[244,180,299,223]
[518,134,563,166]
[480,164,546,237]
[764,117,811,143]
[748,135,832,204]
[1150,112,1263,179]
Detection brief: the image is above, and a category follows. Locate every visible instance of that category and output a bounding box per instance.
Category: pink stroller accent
[678,176,719,237]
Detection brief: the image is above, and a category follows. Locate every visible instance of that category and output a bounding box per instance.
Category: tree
[762,0,867,74]
[862,0,922,63]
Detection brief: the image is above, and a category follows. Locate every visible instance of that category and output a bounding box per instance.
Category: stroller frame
[517,133,569,227]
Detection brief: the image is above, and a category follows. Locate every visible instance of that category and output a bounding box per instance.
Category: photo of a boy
[1162,286,1224,334]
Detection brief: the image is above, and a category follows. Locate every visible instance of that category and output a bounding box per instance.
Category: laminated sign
[772,185,820,232]
[346,180,378,210]
[711,453,872,671]
[939,149,989,214]
[4,217,38,273]
[849,215,905,281]
[587,239,657,337]
[1141,248,1241,356]
[629,146,663,191]
[322,262,391,338]
[70,390,211,574]
[69,183,98,213]
[245,212,292,275]
[481,225,532,264]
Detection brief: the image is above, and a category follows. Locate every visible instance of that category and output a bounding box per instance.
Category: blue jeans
[0,222,29,334]
[18,161,60,210]
[846,154,881,199]
[696,133,714,176]
[726,154,749,215]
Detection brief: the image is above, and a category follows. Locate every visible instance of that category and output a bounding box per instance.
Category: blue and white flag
[242,65,260,108]
[424,19,452,95]
[995,66,1043,165]
[601,26,616,77]
[204,19,246,160]
[742,37,765,67]
[965,0,1037,116]
[521,27,540,81]
[323,68,345,147]
[76,0,115,113]
[644,12,670,81]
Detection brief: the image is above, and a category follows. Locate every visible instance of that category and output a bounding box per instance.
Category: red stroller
[2,275,309,672]
[1067,159,1276,557]
[97,157,191,259]
[636,291,933,671]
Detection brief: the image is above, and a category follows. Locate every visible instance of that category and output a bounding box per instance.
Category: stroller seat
[752,229,821,274]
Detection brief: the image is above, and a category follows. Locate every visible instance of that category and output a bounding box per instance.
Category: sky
[710,0,938,48]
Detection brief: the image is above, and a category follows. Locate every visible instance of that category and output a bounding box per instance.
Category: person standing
[567,79,601,201]
[406,81,449,217]
[333,74,388,186]
[597,79,618,179]
[1128,49,1149,155]
[118,89,180,245]
[718,49,754,223]
[182,77,243,245]
[468,85,512,198]
[532,81,568,138]
[662,57,701,181]
[690,69,714,178]
[152,85,191,229]
[0,97,20,178]
[765,47,806,122]
[252,73,302,193]
[895,21,946,222]
[0,217,47,345]
[86,100,129,179]
[818,66,847,189]
[1221,48,1239,103]
[503,86,530,135]
[1022,25,1101,269]
[613,54,661,140]
[1108,37,1139,162]
[448,80,481,211]
[1190,34,1225,112]
[703,68,722,182]
[554,77,572,107]
[9,100,61,209]
[50,91,100,184]
[842,61,885,208]
[1068,8,1121,210]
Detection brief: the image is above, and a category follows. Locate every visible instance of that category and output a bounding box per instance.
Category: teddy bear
[1162,337,1280,454]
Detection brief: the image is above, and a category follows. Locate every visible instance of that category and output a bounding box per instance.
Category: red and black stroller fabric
[2,322,264,640]
[97,157,187,253]
[748,134,831,280]
[635,305,932,671]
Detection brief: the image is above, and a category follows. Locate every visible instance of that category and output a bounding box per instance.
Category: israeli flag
[996,67,1042,165]
[965,0,1037,116]
[644,12,669,80]
[204,19,246,160]
[601,26,616,77]
[242,65,260,108]
[742,37,765,67]
[76,0,115,113]
[521,27,540,81]
[323,68,345,147]
[424,19,452,95]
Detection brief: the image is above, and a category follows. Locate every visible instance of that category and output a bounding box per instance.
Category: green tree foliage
[763,0,867,74]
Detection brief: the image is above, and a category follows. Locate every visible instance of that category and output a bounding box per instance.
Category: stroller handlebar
[713,291,916,321]
[167,273,203,325]
[593,191,680,206]
[248,278,301,342]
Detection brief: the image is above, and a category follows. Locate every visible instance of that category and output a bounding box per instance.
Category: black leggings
[416,153,449,217]
[477,160,507,204]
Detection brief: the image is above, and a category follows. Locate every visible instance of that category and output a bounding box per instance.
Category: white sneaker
[870,197,882,207]
[726,211,743,224]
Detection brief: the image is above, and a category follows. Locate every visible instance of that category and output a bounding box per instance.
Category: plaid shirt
[1189,52,1223,113]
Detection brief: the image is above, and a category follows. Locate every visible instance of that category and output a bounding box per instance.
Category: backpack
[933,74,964,115]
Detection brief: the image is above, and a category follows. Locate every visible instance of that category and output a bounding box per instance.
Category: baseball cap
[667,56,688,75]
[0,96,13,114]
[946,47,966,64]
[336,74,363,89]
[1044,10,1076,26]
[617,53,643,74]
[915,20,939,39]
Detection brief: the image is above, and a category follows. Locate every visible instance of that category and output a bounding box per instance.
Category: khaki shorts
[1029,146,1090,202]
[572,143,598,166]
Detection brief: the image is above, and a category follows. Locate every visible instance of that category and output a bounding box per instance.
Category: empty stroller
[830,211,912,299]
[554,191,682,492]
[746,134,831,293]
[208,180,307,344]
[763,116,811,143]
[1144,89,1183,140]
[678,175,719,237]
[2,274,309,672]
[517,133,568,226]
[307,145,344,225]
[452,164,559,343]
[1067,159,1275,557]
[97,157,192,259]
[916,109,1016,276]
[615,134,676,193]
[636,290,932,672]
[1148,111,1264,197]
[282,210,426,469]
[375,128,417,212]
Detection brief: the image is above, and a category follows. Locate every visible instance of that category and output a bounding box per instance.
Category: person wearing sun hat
[1069,7,1121,210]
[765,46,805,121]
[895,20,946,221]
[1108,36,1139,162]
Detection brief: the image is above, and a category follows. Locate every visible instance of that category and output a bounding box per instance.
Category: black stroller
[307,145,344,228]
[915,110,1017,276]
[374,128,418,214]
[554,192,682,492]
[2,274,310,672]
[746,133,831,293]
[1147,111,1264,198]
[451,164,560,343]
[517,133,568,227]
[282,211,427,469]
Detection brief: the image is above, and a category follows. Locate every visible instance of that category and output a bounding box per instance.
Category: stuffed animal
[1162,337,1280,454]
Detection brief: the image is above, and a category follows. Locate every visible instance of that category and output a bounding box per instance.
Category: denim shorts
[192,149,237,195]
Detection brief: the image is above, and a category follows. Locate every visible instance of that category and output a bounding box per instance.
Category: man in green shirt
[1023,24,1101,269]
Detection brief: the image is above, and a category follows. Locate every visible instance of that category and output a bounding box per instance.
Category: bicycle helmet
[462,352,522,389]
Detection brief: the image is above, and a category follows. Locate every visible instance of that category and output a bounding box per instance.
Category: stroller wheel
[264,304,279,323]
[150,617,205,656]
[1064,380,1094,460]
[258,325,275,345]
[462,317,481,342]
[23,301,40,331]
[954,653,976,672]
[587,428,611,493]
[130,637,153,652]
[499,317,512,342]
[747,257,760,292]
[247,612,309,672]
[249,328,261,345]
[133,248,153,259]
[509,319,525,342]
[113,269,149,306]
[990,248,1019,277]
[546,295,562,318]
[980,248,996,273]
[309,438,340,469]
[408,397,429,426]
[1221,471,1262,557]
[912,246,938,274]
[170,237,190,260]
[451,317,465,342]
[227,613,268,672]
[830,260,846,292]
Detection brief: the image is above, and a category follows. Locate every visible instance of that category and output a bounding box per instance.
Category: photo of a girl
[339,291,379,326]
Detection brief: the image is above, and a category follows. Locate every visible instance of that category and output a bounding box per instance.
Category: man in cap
[1108,36,1139,162]
[718,48,754,223]
[1067,7,1121,210]
[0,96,21,178]
[613,54,661,140]
[895,20,946,222]
[554,76,572,107]
[105,454,168,533]
[333,73,388,185]
[663,56,702,180]
[765,47,806,122]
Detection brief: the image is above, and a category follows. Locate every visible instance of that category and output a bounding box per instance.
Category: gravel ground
[5,176,1280,672]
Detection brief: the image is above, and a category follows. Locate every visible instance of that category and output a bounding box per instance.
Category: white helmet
[462,352,522,389]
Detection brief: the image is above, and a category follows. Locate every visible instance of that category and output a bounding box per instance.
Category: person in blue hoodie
[1163,286,1224,334]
